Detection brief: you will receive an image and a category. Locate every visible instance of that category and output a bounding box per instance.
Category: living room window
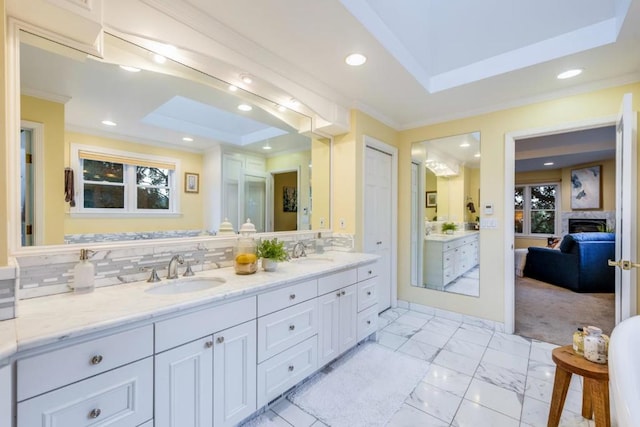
[515,183,560,235]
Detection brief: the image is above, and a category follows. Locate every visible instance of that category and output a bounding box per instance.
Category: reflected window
[74,145,177,214]
[514,183,559,235]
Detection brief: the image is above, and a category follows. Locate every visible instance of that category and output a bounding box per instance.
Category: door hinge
[25,224,33,235]
[25,153,32,164]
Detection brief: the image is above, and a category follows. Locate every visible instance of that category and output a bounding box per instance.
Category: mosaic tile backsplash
[15,232,355,300]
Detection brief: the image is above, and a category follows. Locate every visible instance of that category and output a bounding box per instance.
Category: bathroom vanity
[423,231,479,290]
[1,252,378,427]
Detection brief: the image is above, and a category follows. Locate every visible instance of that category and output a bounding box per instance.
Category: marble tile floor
[243,307,606,427]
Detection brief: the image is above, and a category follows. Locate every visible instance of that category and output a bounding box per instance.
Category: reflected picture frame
[426,191,437,207]
[185,172,199,194]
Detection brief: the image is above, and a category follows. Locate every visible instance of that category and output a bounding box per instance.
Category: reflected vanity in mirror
[16,30,331,247]
[410,132,481,297]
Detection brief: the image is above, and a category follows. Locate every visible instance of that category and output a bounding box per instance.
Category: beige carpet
[515,276,615,345]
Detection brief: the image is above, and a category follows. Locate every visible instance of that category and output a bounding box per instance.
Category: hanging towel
[64,167,76,207]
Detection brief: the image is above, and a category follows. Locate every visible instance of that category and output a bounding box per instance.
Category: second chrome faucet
[167,254,184,279]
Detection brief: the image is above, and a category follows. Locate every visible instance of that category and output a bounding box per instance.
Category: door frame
[269,167,300,232]
[504,114,618,334]
[20,121,45,246]
[363,136,398,308]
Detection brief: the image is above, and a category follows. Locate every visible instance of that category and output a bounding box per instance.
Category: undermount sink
[290,255,334,263]
[145,277,226,295]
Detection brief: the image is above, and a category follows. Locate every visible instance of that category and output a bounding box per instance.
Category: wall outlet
[319,218,325,228]
[339,218,346,229]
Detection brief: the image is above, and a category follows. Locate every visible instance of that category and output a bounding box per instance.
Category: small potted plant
[256,238,288,272]
[442,222,457,235]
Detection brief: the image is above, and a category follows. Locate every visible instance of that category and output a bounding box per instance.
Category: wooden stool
[548,345,610,427]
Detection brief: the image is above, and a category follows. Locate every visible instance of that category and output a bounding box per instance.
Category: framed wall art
[570,165,601,210]
[184,172,199,193]
[426,191,437,208]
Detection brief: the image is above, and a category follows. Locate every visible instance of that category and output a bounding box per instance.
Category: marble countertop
[1,251,378,363]
[424,230,479,242]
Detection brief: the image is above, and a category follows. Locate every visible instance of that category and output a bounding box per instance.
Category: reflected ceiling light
[228,85,238,92]
[557,68,583,79]
[460,142,470,148]
[153,54,167,64]
[262,141,272,150]
[101,120,117,126]
[237,104,252,112]
[544,162,554,166]
[345,53,367,66]
[288,98,300,107]
[119,65,141,72]
[277,105,287,112]
[182,137,194,142]
[240,74,253,84]
[474,153,481,158]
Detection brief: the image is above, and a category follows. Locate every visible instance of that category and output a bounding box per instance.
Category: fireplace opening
[568,218,607,233]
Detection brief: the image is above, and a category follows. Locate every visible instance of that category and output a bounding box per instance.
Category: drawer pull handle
[90,355,103,365]
[289,294,296,300]
[205,341,213,348]
[341,290,346,296]
[289,324,295,331]
[367,320,371,325]
[288,365,295,372]
[368,270,372,274]
[366,291,372,296]
[89,408,101,419]
[336,292,341,297]
[217,336,225,344]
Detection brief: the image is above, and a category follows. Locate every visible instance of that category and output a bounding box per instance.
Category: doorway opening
[271,170,299,232]
[506,119,619,344]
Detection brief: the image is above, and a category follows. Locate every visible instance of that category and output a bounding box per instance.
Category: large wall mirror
[410,132,481,297]
[15,29,331,248]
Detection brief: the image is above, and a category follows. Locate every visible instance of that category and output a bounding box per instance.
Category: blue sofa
[523,232,615,293]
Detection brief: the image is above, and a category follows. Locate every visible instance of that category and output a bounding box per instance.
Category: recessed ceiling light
[101,120,117,126]
[262,141,272,150]
[460,142,470,148]
[153,54,167,64]
[288,98,300,107]
[557,69,583,79]
[473,153,481,158]
[345,53,367,66]
[544,162,554,166]
[241,74,253,84]
[277,105,287,112]
[182,137,194,142]
[238,104,252,112]
[119,65,141,73]
[228,85,238,92]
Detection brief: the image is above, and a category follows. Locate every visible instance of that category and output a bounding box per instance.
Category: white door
[213,320,257,427]
[338,284,358,352]
[317,291,340,366]
[155,337,214,427]
[612,93,638,323]
[364,144,393,311]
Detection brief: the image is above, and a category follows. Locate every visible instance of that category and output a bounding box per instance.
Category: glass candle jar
[234,219,257,275]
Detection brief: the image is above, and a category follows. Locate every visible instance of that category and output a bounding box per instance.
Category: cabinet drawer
[357,262,378,281]
[357,304,378,342]
[17,325,153,401]
[318,268,357,295]
[443,249,455,268]
[258,279,317,317]
[258,299,318,363]
[18,357,153,427]
[357,277,378,312]
[443,267,455,284]
[257,335,318,408]
[155,296,256,352]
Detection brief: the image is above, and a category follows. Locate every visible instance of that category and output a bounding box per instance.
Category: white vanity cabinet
[424,233,479,289]
[15,324,155,427]
[356,265,379,341]
[154,297,257,427]
[0,363,13,427]
[317,269,358,367]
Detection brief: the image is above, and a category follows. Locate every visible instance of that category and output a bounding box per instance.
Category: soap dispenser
[72,249,95,293]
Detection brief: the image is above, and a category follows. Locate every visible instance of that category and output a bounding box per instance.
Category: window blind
[78,150,176,170]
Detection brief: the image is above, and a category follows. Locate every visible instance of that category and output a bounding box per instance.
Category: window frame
[514,182,561,237]
[70,144,181,217]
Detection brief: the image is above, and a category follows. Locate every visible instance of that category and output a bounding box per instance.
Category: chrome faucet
[167,254,184,279]
[292,242,307,258]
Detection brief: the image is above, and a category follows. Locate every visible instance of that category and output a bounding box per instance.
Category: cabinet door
[155,337,213,427]
[339,284,358,353]
[213,320,257,427]
[317,291,340,367]
[0,364,13,427]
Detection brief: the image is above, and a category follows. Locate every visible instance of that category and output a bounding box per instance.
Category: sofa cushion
[559,232,615,253]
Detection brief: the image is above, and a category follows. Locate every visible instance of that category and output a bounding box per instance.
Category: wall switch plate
[339,218,346,229]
